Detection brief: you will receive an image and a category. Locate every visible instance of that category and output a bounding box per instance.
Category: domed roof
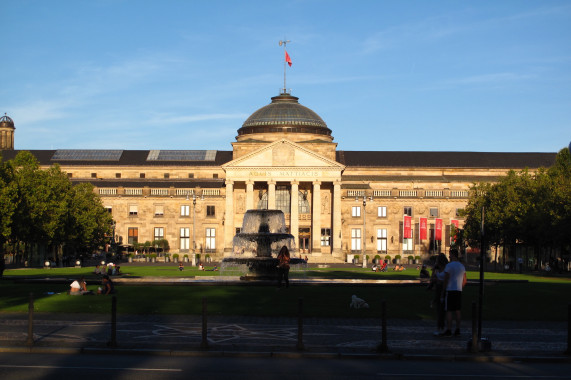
[0,113,15,129]
[238,92,331,138]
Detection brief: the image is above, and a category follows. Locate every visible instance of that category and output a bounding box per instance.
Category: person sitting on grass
[98,275,115,295]
[70,277,92,295]
[179,262,184,271]
[199,263,204,271]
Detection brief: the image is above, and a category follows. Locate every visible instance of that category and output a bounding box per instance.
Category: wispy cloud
[146,113,249,125]
[446,72,534,86]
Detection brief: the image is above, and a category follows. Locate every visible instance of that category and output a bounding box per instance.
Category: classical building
[0,92,556,263]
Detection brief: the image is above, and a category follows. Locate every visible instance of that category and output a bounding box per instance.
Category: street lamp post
[360,196,373,268]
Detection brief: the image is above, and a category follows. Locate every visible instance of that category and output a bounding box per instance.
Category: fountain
[221,209,306,280]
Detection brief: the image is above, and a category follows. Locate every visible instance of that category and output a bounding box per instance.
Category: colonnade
[223,179,342,258]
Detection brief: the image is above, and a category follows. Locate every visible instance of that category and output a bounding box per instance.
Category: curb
[1,345,569,363]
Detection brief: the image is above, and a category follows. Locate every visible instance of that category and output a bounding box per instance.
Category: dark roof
[0,150,234,166]
[1,149,557,170]
[337,151,557,169]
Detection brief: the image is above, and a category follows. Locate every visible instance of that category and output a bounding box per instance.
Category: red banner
[435,218,443,240]
[419,217,427,240]
[403,215,412,239]
[450,219,459,243]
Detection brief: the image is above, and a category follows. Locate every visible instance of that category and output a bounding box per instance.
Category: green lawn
[2,265,570,321]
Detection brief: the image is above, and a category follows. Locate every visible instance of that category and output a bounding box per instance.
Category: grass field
[2,264,570,321]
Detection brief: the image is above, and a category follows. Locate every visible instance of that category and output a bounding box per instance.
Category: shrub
[395,255,402,260]
[384,255,391,261]
[172,253,180,261]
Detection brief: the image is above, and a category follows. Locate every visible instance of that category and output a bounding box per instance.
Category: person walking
[440,248,466,337]
[277,246,291,288]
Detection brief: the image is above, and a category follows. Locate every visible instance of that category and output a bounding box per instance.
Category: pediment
[222,139,344,170]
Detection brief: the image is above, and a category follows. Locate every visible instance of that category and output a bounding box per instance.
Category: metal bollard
[27,293,34,346]
[297,298,304,351]
[377,300,388,352]
[566,303,571,355]
[201,297,208,349]
[108,296,117,347]
[471,301,478,353]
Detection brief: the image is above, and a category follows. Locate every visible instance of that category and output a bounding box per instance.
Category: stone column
[332,180,342,258]
[246,181,254,211]
[312,181,321,255]
[268,180,276,210]
[290,181,299,256]
[224,180,234,255]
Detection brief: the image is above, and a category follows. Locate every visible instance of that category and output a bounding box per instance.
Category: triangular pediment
[223,139,344,170]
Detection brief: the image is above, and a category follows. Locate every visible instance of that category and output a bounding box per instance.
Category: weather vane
[279,39,292,94]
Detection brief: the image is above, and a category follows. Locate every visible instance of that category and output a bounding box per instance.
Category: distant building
[1,92,556,263]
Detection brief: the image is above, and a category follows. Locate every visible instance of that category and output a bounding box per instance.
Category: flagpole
[279,39,290,94]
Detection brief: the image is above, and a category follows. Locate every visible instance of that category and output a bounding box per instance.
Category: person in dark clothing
[277,246,291,288]
[100,275,115,295]
[428,253,448,336]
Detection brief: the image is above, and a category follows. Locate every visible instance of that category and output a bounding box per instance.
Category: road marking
[377,374,567,379]
[0,364,181,372]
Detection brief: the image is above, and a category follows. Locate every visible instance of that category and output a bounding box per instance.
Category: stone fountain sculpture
[222,209,306,280]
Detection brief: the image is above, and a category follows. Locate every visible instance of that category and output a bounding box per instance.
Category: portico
[222,139,345,259]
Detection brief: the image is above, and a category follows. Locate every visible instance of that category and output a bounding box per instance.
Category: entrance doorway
[299,228,311,253]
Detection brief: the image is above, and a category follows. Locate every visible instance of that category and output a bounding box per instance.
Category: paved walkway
[0,312,568,361]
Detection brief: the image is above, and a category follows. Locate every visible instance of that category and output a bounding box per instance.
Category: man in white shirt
[440,248,467,337]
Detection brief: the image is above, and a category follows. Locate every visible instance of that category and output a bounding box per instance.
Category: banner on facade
[419,217,427,240]
[403,215,412,239]
[435,218,443,240]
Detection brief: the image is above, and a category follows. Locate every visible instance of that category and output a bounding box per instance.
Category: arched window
[257,188,311,214]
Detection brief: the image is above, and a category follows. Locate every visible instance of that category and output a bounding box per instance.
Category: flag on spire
[285,50,292,67]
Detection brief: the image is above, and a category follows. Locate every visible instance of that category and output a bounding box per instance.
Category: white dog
[350,294,369,309]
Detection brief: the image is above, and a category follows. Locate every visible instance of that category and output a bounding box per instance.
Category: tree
[463,147,571,270]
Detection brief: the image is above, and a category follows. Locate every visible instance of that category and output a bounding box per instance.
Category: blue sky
[2,0,570,153]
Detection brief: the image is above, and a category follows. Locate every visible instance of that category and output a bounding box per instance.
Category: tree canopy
[0,151,113,265]
[463,147,571,263]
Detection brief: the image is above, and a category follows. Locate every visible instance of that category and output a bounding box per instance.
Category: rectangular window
[403,229,414,252]
[115,173,121,179]
[91,173,97,178]
[129,205,138,216]
[213,173,218,178]
[320,228,331,246]
[104,206,112,214]
[235,227,241,234]
[456,208,464,217]
[140,173,145,179]
[377,228,387,253]
[351,228,361,251]
[188,173,194,178]
[377,206,387,218]
[180,205,190,217]
[180,227,190,251]
[352,206,361,217]
[164,173,170,179]
[206,205,215,217]
[205,228,216,252]
[154,227,164,241]
[154,205,164,217]
[429,207,439,217]
[67,173,73,178]
[128,227,138,245]
[404,206,412,216]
